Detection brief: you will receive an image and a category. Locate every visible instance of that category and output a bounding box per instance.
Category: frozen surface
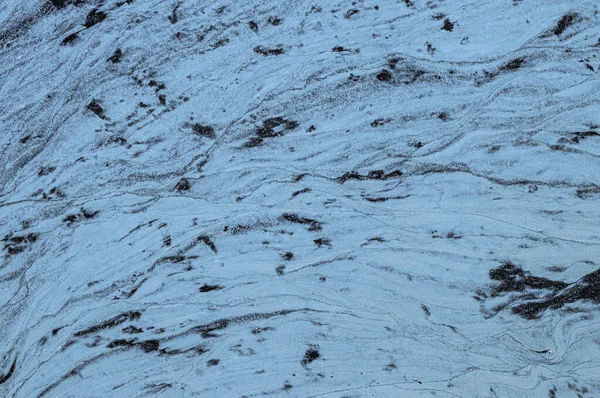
[1,0,600,397]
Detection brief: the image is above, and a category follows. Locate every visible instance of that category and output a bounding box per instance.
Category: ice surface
[1,0,600,396]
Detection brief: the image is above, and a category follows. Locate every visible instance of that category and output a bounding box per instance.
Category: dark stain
[191,124,216,139]
[83,8,107,28]
[301,347,320,366]
[122,325,143,334]
[38,166,56,176]
[244,116,298,147]
[74,311,142,336]
[253,45,284,56]
[63,208,100,225]
[344,9,359,18]
[576,185,600,199]
[500,57,525,71]
[60,32,79,46]
[193,319,230,339]
[107,48,122,63]
[249,21,258,32]
[336,169,402,183]
[0,358,16,385]
[267,16,282,26]
[281,213,322,231]
[313,238,331,248]
[421,304,431,317]
[197,235,218,253]
[485,262,600,320]
[441,18,454,32]
[291,188,311,198]
[175,178,191,191]
[376,69,392,82]
[552,14,576,36]
[199,284,223,293]
[87,100,105,119]
[138,340,160,353]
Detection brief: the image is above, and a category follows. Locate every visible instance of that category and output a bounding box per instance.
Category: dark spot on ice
[191,124,216,139]
[301,346,320,365]
[281,213,322,231]
[267,16,282,26]
[107,48,122,63]
[83,8,107,28]
[175,178,191,191]
[74,311,142,336]
[87,100,105,119]
[197,235,218,253]
[441,18,454,32]
[199,284,223,293]
[253,45,284,56]
[552,14,576,36]
[500,57,525,71]
[344,9,359,19]
[0,358,17,385]
[282,252,294,261]
[376,69,392,82]
[61,32,79,46]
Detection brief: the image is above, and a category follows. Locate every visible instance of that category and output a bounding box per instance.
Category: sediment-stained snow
[1,0,600,396]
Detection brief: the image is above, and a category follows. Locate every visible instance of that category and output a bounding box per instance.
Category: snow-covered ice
[1,0,600,396]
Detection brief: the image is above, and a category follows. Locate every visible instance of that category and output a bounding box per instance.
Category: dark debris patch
[0,358,17,385]
[199,284,223,293]
[482,261,600,320]
[83,8,107,28]
[301,346,320,366]
[376,69,393,82]
[441,18,454,32]
[281,213,322,231]
[60,32,79,46]
[107,339,159,353]
[74,311,142,337]
[197,235,218,253]
[336,169,402,183]
[191,123,216,139]
[107,48,122,63]
[243,116,298,147]
[87,100,105,119]
[575,185,600,199]
[253,45,284,56]
[291,188,311,198]
[559,131,599,145]
[552,13,577,36]
[2,232,39,256]
[267,16,282,26]
[175,178,191,191]
[313,238,331,248]
[344,9,359,18]
[500,57,525,71]
[38,166,56,176]
[63,207,100,226]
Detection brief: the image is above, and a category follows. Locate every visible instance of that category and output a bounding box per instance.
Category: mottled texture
[1,0,600,397]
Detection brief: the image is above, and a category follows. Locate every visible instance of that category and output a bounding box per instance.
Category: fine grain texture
[1,0,600,397]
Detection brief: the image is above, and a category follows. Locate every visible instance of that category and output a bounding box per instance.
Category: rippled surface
[1,0,600,396]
